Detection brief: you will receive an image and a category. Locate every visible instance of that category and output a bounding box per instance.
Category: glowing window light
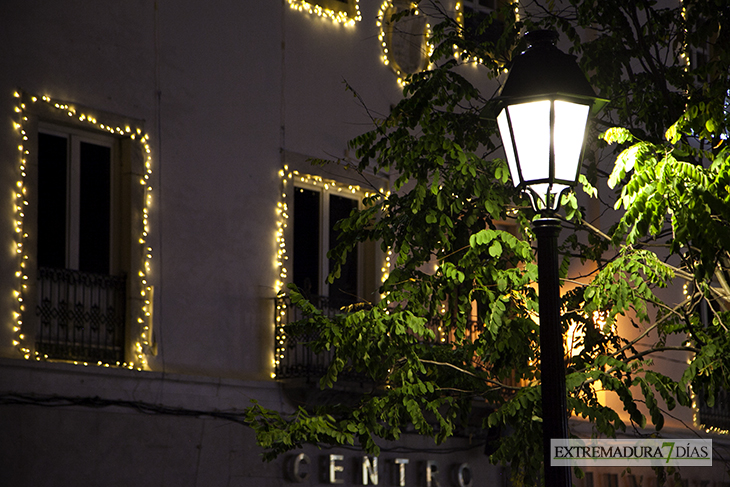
[287,0,361,26]
[10,91,155,371]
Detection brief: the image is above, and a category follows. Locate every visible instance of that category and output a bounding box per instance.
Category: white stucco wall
[0,0,404,379]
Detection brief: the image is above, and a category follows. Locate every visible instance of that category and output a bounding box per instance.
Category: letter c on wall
[291,453,311,482]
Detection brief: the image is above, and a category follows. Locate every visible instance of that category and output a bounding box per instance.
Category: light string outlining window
[377,0,434,87]
[453,1,483,65]
[272,165,392,378]
[10,91,154,371]
[682,281,729,435]
[287,0,361,26]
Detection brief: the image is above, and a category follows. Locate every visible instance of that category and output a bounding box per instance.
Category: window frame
[291,178,364,303]
[274,156,390,379]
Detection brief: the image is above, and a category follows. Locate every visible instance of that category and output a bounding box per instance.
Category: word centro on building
[285,452,476,487]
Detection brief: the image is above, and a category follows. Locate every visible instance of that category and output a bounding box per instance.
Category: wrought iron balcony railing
[273,294,485,381]
[698,387,730,432]
[35,267,126,364]
[274,294,355,381]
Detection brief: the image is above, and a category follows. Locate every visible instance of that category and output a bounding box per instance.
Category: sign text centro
[286,453,475,486]
[551,439,712,467]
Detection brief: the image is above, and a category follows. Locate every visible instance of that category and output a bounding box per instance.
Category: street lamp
[493,30,606,487]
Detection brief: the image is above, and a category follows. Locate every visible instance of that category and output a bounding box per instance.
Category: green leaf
[602,127,634,145]
[578,174,598,198]
[489,240,503,258]
[665,121,681,144]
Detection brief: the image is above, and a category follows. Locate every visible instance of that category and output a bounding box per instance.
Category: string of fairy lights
[289,0,524,85]
[377,1,434,87]
[272,166,392,378]
[682,280,729,435]
[678,0,728,435]
[10,91,154,370]
[453,1,483,65]
[286,0,361,26]
[289,0,433,86]
[680,2,691,69]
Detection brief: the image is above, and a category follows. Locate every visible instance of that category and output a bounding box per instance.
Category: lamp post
[493,30,606,487]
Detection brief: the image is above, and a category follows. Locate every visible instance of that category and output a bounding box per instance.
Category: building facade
[0,1,727,486]
[0,1,507,485]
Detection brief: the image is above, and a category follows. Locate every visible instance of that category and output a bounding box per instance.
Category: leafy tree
[245,0,730,484]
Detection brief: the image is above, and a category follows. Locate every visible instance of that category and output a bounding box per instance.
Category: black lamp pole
[534,217,570,487]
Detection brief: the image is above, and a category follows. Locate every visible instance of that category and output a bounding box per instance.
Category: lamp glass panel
[507,100,551,183]
[497,108,520,187]
[553,100,590,182]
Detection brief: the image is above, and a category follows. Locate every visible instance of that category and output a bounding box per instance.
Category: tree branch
[419,359,523,390]
[611,295,693,359]
[623,345,700,363]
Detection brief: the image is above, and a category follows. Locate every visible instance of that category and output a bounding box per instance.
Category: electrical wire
[0,392,491,455]
[0,393,251,425]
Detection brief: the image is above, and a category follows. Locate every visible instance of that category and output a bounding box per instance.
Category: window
[293,184,360,309]
[584,472,594,487]
[37,127,119,274]
[34,126,126,363]
[697,386,730,431]
[696,299,730,431]
[280,162,387,308]
[603,473,619,487]
[275,185,363,380]
[691,43,710,69]
[12,92,151,366]
[273,161,389,380]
